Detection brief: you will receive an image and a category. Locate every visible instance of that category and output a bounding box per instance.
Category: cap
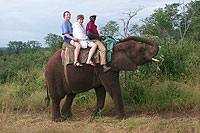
[89,14,97,17]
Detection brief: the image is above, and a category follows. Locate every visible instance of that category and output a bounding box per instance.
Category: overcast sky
[0,0,192,47]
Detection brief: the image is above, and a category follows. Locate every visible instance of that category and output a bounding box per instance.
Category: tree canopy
[44,33,63,53]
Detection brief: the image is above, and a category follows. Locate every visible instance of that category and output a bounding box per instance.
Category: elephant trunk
[123,36,159,58]
[147,39,159,58]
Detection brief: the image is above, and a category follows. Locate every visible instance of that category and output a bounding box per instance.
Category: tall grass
[0,69,47,112]
[121,78,200,111]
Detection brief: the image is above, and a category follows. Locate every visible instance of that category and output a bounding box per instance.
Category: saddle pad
[61,42,100,65]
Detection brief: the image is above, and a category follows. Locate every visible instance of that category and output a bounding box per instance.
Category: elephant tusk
[152,58,160,62]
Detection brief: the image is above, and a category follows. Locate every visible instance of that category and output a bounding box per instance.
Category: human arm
[62,21,78,42]
[87,30,104,40]
[64,33,78,42]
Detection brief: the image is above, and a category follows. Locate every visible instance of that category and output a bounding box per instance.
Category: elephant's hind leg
[61,93,76,119]
[52,99,63,122]
[90,86,106,116]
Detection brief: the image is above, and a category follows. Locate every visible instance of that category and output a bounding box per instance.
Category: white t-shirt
[72,22,91,48]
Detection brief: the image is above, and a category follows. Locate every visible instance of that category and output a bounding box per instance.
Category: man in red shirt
[86,14,111,72]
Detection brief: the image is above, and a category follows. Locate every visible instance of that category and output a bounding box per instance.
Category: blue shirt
[61,20,73,42]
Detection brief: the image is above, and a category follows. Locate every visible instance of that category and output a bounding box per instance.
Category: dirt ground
[1,108,200,133]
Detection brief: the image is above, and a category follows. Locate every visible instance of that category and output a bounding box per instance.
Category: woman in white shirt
[72,14,97,66]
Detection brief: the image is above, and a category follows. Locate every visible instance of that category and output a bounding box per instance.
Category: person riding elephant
[86,14,111,72]
[61,11,83,67]
[72,14,97,66]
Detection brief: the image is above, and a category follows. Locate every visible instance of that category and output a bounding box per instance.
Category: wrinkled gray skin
[45,36,159,122]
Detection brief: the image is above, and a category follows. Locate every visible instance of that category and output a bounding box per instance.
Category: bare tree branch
[176,0,197,58]
[119,8,143,38]
[118,8,143,81]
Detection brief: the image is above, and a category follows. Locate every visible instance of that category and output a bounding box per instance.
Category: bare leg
[86,42,97,64]
[73,42,81,63]
[70,40,81,65]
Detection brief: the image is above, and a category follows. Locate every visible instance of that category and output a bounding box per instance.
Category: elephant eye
[139,47,145,53]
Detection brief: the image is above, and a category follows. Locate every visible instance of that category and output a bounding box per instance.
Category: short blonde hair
[77,14,84,20]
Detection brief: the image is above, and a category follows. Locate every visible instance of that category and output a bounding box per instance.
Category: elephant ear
[111,50,137,71]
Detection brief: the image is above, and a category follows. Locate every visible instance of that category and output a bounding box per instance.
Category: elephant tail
[45,84,50,107]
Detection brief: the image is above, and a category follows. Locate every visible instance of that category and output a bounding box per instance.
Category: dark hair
[63,11,71,18]
[77,14,84,20]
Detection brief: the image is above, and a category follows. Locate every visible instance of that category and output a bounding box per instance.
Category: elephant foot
[89,108,101,117]
[61,110,73,119]
[116,113,126,120]
[52,116,65,122]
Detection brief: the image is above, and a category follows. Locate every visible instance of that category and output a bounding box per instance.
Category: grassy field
[0,74,200,133]
[1,96,200,133]
[0,70,199,132]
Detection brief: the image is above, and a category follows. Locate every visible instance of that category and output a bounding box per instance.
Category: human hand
[101,36,106,40]
[73,38,78,42]
[99,36,105,40]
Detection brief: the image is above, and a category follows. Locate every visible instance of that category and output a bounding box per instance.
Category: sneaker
[103,66,111,72]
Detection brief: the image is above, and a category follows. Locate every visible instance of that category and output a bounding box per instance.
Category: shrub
[122,80,146,105]
[73,90,96,108]
[121,76,200,111]
[0,68,46,111]
[0,69,17,84]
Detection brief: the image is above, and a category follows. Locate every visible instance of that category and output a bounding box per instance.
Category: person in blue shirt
[61,11,82,67]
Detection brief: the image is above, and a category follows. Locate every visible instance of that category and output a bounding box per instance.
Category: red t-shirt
[86,21,99,39]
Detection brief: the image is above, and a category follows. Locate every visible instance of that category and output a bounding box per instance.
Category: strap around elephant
[103,36,117,62]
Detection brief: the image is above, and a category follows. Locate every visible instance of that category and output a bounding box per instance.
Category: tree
[26,41,41,50]
[174,0,198,57]
[44,33,63,53]
[0,49,4,56]
[185,0,200,42]
[140,1,199,58]
[141,1,199,44]
[141,3,180,43]
[129,24,141,36]
[7,40,42,55]
[7,41,26,55]
[118,8,143,38]
[99,20,119,38]
[119,8,142,81]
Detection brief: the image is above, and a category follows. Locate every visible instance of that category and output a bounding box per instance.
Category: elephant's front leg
[90,86,106,116]
[100,72,125,119]
[111,86,125,119]
[61,93,76,119]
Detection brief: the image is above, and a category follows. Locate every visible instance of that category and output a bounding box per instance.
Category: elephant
[45,36,159,122]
